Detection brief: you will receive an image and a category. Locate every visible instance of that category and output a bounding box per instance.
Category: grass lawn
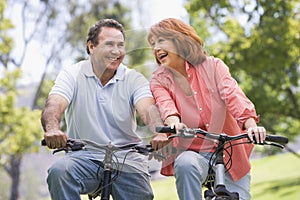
[151,152,300,200]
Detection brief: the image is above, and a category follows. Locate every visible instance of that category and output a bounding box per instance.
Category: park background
[0,0,300,199]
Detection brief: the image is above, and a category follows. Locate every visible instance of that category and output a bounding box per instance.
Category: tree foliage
[63,0,151,77]
[185,0,300,141]
[0,1,44,199]
[0,69,42,200]
[0,0,14,68]
[0,69,41,155]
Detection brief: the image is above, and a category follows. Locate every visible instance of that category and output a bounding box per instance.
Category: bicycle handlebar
[155,126,289,146]
[41,139,164,159]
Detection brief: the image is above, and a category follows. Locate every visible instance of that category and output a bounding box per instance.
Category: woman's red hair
[148,18,206,66]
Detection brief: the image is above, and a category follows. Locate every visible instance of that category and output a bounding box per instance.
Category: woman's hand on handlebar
[43,129,67,149]
[164,116,187,132]
[244,118,266,144]
[247,126,266,144]
[169,122,187,132]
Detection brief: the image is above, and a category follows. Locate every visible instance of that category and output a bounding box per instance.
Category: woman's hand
[169,122,187,132]
[244,118,266,143]
[247,126,266,144]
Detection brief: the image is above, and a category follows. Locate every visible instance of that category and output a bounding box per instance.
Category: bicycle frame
[155,126,288,200]
[88,142,142,200]
[89,142,116,200]
[203,134,239,200]
[42,139,160,200]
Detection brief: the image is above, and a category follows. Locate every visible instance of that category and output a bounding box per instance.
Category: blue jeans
[47,153,153,200]
[174,151,251,200]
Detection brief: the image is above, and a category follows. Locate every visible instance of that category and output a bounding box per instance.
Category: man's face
[89,27,125,71]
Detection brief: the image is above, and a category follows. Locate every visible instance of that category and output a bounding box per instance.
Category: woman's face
[149,35,183,69]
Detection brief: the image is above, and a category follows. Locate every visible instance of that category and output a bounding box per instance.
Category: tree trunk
[9,154,22,200]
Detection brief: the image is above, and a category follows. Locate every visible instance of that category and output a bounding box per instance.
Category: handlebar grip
[155,126,176,133]
[265,135,288,145]
[41,139,46,146]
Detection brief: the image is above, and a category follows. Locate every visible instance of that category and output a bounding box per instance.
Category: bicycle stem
[101,142,113,200]
[214,134,226,187]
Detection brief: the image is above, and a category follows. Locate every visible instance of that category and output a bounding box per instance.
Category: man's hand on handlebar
[44,129,67,149]
[150,133,172,161]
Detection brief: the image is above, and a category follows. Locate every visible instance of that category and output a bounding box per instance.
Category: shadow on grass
[252,177,300,198]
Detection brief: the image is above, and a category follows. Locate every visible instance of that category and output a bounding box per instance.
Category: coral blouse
[150,56,259,181]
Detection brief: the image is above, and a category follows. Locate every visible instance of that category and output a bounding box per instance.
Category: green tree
[185,0,300,144]
[0,0,13,68]
[0,1,43,199]
[0,69,42,200]
[64,0,151,77]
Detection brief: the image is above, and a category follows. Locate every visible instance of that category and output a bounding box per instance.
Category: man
[41,18,163,200]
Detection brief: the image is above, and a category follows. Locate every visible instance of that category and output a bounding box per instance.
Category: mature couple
[41,18,266,200]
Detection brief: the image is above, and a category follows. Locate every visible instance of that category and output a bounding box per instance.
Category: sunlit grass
[251,152,300,200]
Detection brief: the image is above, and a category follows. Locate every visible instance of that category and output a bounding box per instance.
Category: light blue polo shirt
[50,59,153,173]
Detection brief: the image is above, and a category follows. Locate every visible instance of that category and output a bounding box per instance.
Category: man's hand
[150,133,173,161]
[44,129,67,149]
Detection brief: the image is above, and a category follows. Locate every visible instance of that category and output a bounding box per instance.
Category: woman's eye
[158,38,164,43]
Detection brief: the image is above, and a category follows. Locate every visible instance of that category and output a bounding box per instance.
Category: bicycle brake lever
[134,145,152,155]
[252,140,285,149]
[53,148,68,154]
[167,129,196,139]
[152,153,166,160]
[134,145,166,160]
[67,140,86,151]
[263,141,285,149]
[51,140,85,154]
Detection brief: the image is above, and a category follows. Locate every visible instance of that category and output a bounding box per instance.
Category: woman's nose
[153,44,162,51]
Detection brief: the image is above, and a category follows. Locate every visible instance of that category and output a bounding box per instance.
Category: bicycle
[155,126,289,200]
[41,139,164,200]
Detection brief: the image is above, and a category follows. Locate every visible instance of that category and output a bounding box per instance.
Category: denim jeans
[47,153,153,200]
[174,151,251,200]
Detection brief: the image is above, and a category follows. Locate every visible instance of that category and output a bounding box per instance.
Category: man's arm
[41,94,69,149]
[136,97,172,159]
[135,97,162,132]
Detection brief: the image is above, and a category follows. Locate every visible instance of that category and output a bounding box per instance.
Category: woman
[148,18,266,200]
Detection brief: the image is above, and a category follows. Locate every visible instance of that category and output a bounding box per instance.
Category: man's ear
[87,41,94,54]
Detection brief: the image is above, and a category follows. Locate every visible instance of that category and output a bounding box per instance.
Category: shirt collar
[83,59,127,82]
[153,61,192,76]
